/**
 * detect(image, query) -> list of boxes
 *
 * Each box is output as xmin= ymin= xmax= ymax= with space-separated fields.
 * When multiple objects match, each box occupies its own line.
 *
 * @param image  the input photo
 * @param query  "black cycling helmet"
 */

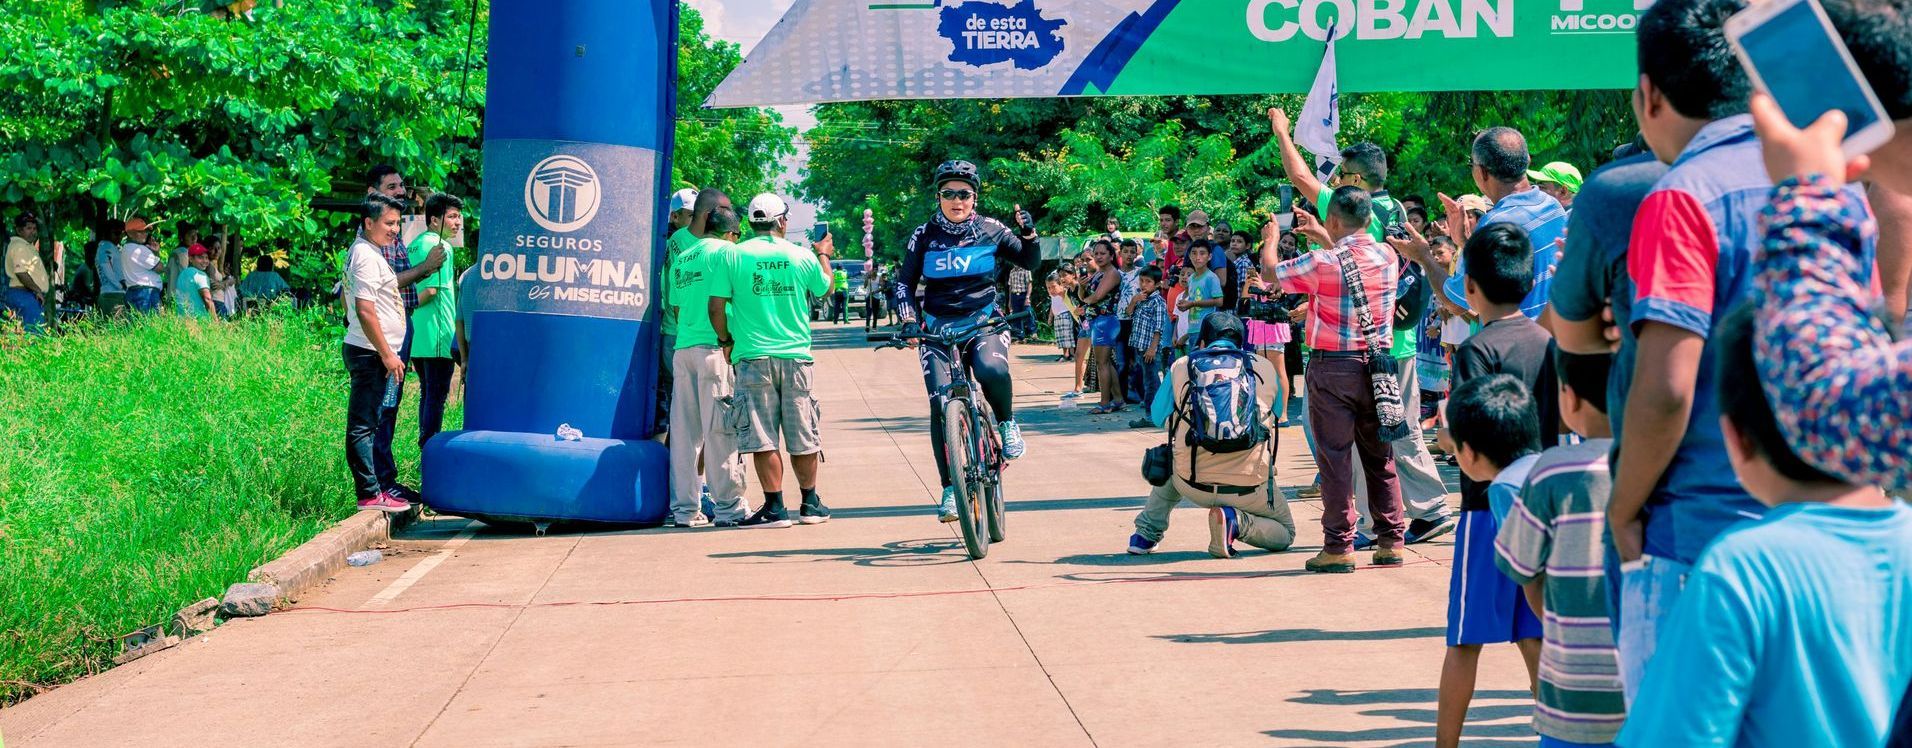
xmin=931 ymin=160 xmax=980 ymax=191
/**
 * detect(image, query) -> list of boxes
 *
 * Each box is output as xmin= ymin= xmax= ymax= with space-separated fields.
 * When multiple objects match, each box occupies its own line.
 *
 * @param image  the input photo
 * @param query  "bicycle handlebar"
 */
xmin=868 ymin=310 xmax=1032 ymax=349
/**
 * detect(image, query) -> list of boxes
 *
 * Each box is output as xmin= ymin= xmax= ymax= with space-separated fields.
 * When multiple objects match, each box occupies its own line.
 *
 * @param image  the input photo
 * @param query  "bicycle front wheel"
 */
xmin=942 ymin=398 xmax=989 ymax=559
xmin=972 ymin=399 xmax=1007 ymax=543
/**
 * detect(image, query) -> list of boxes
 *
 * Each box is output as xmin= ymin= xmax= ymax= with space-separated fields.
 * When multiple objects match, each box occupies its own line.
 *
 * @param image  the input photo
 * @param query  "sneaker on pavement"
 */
xmin=1406 ymin=514 xmax=1457 ymax=544
xmin=1372 ymin=544 xmax=1405 ymax=566
xmin=1207 ymin=506 xmax=1242 ymax=559
xmin=937 ymin=486 xmax=959 ymax=523
xmin=799 ymin=497 xmax=832 ymax=525
xmin=1296 ymin=483 xmax=1323 ymax=499
xmin=1128 ymin=417 xmax=1155 ymax=429
xmin=1127 ymin=533 xmax=1159 ymax=555
xmin=1304 ymin=551 xmax=1357 ymax=574
xmin=1352 ymin=532 xmax=1376 ymax=551
xmin=390 ymin=484 xmax=422 ymax=503
xmin=998 ymin=419 xmax=1026 ymax=460
xmin=358 ymin=490 xmax=411 ymax=514
xmin=739 ymin=505 xmax=793 ymax=529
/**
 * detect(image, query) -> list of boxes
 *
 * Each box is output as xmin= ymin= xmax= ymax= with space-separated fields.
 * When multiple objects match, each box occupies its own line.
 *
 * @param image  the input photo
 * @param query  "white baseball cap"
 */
xmin=747 ymin=193 xmax=789 ymax=223
xmin=668 ymin=188 xmax=698 ymax=213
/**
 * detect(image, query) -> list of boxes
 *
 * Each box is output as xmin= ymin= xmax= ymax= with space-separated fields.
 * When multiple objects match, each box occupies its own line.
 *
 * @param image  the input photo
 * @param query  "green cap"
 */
xmin=1527 ymin=162 xmax=1584 ymax=193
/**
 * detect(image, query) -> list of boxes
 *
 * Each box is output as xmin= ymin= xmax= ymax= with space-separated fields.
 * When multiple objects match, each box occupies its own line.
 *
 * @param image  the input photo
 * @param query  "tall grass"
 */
xmin=0 ymin=308 xmax=450 ymax=704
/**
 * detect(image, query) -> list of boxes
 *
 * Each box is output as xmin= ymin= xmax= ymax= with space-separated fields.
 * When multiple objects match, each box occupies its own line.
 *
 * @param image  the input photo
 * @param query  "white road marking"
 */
xmin=364 ymin=522 xmax=478 ymax=609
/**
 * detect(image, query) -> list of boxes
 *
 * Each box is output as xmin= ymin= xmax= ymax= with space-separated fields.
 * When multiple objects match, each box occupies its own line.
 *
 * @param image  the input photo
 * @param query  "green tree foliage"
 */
xmin=0 ymin=1 xmax=791 ymax=289
xmin=801 ymin=91 xmax=1636 ymax=257
xmin=0 ymin=0 xmax=489 ymax=284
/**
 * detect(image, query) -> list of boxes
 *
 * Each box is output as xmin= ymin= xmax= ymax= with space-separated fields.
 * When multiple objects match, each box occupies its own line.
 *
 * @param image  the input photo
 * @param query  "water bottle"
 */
xmin=381 ymin=375 xmax=401 ymax=409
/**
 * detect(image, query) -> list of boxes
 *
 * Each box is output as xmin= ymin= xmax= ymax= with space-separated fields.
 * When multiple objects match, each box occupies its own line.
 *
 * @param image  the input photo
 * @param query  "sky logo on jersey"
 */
xmin=939 ymin=0 xmax=1068 ymax=71
xmin=925 ymin=243 xmax=998 ymax=279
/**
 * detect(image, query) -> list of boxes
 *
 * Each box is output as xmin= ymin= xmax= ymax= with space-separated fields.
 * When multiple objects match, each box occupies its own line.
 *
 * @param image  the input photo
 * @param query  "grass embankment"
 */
xmin=0 ymin=309 xmax=450 ymax=704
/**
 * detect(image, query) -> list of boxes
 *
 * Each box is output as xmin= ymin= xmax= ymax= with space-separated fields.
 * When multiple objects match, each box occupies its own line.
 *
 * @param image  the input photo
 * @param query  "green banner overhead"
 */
xmin=708 ymin=0 xmax=1648 ymax=107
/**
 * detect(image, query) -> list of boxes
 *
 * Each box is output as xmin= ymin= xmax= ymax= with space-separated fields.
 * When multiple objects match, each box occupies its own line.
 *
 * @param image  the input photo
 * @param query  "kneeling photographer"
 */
xmin=1128 ymin=312 xmax=1296 ymax=559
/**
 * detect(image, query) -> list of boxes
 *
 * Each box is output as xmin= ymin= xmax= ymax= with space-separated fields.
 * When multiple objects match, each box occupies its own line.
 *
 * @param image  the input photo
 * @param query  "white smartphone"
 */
xmin=1726 ymin=0 xmax=1895 ymax=158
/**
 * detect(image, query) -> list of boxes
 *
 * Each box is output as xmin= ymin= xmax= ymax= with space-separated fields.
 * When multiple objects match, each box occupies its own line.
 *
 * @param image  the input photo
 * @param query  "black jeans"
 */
xmin=370 ymin=328 xmax=413 ymax=490
xmin=343 ymin=344 xmax=390 ymax=499
xmin=920 ymin=325 xmax=1015 ymax=488
xmin=1118 ymin=318 xmax=1143 ymax=402
xmin=414 ymin=356 xmax=455 ymax=448
xmin=1008 ymin=294 xmax=1032 ymax=338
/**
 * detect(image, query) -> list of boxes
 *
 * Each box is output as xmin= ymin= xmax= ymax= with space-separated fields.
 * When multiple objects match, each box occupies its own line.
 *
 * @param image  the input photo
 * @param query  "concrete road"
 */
xmin=2 ymin=322 xmax=1536 ymax=747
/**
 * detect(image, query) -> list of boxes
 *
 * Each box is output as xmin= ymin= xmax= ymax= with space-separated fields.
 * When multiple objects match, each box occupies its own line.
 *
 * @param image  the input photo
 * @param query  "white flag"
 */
xmin=1295 ymin=37 xmax=1341 ymax=179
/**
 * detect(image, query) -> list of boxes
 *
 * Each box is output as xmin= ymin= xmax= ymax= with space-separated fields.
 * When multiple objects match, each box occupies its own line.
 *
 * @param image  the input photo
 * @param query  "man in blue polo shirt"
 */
xmin=1439 ymin=127 xmax=1570 ymax=320
xmin=1600 ymin=0 xmax=1878 ymax=702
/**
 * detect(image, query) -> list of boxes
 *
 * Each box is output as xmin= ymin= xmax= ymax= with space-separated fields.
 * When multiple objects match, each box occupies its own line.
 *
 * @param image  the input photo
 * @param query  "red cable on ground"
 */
xmin=280 ymin=558 xmax=1440 ymax=616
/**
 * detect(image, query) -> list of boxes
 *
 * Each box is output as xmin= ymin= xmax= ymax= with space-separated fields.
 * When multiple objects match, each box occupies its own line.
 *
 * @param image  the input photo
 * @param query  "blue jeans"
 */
xmin=1132 ymin=347 xmax=1161 ymax=406
xmin=3 ymin=288 xmax=44 ymax=333
xmin=1616 ymin=553 xmax=1691 ymax=706
xmin=125 ymin=285 xmax=162 ymax=313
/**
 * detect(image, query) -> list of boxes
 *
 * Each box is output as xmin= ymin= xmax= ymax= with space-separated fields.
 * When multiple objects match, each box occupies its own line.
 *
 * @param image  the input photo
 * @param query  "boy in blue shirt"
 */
xmin=1619 ymin=307 xmax=1912 ymax=746
xmin=1441 ymin=373 xmax=1544 ymax=748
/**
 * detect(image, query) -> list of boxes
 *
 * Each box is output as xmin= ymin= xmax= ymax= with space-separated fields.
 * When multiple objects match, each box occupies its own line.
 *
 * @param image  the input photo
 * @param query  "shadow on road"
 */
xmin=1287 ymin=688 xmax=1531 ymax=706
xmin=810 ymin=320 xmax=893 ymax=351
xmin=706 ymin=537 xmax=970 ymax=567
xmin=831 ymin=409 xmax=1149 ymax=440
xmin=1153 ymin=626 xmax=1447 ymax=645
xmin=1268 ymin=687 xmax=1537 ymax=747
xmin=1049 ymin=568 xmax=1319 ymax=583
xmin=830 ymin=495 xmax=1146 ymax=521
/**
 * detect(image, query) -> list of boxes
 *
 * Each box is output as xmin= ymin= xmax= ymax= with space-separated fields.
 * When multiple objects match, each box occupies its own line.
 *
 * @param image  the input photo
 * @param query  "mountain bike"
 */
xmin=870 ymin=310 xmax=1029 ymax=559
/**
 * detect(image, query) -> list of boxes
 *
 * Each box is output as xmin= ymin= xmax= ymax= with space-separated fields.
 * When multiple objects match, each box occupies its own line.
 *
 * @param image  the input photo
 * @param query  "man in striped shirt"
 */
xmin=1495 ymin=348 xmax=1625 ymax=746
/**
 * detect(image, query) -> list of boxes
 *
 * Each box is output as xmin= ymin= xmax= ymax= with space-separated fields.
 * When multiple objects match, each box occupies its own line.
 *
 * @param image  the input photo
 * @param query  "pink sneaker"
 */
xmin=357 ymin=490 xmax=412 ymax=514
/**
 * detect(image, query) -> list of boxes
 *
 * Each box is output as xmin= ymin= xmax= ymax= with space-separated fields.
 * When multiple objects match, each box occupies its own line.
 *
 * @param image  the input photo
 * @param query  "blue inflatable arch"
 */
xmin=424 ymin=0 xmax=679 ymax=525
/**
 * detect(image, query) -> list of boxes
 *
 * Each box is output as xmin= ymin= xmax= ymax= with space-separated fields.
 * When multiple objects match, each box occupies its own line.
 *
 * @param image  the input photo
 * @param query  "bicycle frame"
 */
xmin=874 ymin=311 xmax=1029 ymax=474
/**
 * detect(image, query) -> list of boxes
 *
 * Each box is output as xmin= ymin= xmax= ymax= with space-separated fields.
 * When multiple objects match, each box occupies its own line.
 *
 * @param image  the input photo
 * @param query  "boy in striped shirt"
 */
xmin=1495 ymin=348 xmax=1625 ymax=747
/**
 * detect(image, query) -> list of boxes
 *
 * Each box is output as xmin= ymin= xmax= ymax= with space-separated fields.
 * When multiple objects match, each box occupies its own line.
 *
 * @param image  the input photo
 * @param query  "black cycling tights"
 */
xmin=921 ymin=329 xmax=1014 ymax=489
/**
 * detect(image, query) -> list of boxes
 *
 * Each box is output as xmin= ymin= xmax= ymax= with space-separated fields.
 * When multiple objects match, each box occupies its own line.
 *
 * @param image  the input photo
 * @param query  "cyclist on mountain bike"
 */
xmin=892 ymin=159 xmax=1044 ymax=523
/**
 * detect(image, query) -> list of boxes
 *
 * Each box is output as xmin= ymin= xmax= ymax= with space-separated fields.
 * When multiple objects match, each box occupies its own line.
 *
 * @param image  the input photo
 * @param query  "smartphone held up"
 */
xmin=1726 ymin=0 xmax=1894 ymax=158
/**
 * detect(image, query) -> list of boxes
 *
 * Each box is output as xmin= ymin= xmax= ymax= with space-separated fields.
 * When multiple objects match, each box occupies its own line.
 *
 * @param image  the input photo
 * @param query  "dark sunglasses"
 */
xmin=938 ymin=189 xmax=976 ymax=201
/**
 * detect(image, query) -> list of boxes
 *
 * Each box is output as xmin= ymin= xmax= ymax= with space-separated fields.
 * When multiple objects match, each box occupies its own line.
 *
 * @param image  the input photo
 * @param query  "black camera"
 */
xmin=1241 ymin=293 xmax=1299 ymax=324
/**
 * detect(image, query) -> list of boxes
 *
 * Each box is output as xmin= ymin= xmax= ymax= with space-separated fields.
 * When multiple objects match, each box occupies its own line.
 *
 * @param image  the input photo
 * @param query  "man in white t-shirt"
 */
xmin=344 ymin=194 xmax=446 ymax=513
xmin=119 ymin=217 xmax=164 ymax=313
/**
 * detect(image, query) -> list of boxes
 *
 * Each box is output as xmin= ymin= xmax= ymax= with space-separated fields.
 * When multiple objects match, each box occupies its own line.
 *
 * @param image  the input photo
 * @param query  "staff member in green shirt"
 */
xmin=666 ymin=191 xmax=752 ymax=528
xmin=408 ymin=193 xmax=463 ymax=448
xmin=658 ymin=188 xmax=701 ymax=356
xmin=710 ymin=193 xmax=834 ymax=529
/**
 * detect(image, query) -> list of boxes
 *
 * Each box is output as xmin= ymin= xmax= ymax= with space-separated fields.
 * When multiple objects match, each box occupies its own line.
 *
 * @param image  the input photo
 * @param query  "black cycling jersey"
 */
xmin=892 ymin=212 xmax=1042 ymax=323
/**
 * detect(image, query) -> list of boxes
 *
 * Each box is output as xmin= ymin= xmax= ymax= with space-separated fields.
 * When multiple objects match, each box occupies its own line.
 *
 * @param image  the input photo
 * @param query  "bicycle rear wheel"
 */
xmin=942 ymin=398 xmax=989 ymax=559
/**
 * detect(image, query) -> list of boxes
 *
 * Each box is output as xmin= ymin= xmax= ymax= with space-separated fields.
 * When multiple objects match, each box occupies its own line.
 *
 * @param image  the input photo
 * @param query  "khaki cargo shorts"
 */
xmin=729 ymin=357 xmax=823 ymax=455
